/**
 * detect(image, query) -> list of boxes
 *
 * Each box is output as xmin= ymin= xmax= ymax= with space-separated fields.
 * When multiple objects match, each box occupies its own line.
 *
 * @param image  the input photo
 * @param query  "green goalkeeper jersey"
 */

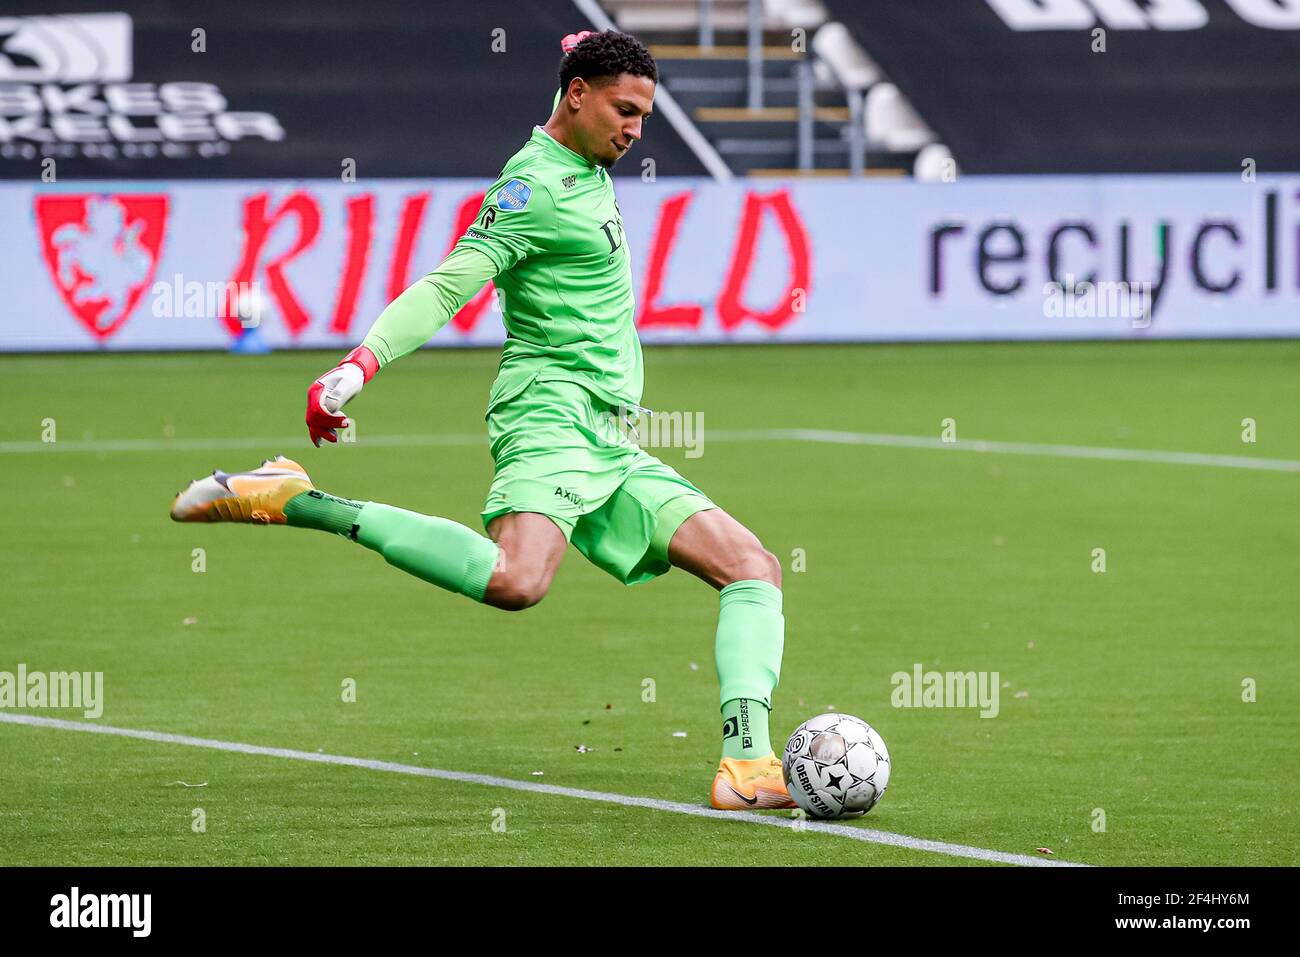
xmin=460 ymin=126 xmax=642 ymax=412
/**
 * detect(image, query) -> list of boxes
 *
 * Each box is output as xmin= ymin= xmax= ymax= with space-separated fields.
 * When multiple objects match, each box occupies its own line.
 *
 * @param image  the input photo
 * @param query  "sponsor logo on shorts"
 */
xmin=553 ymin=486 xmax=582 ymax=507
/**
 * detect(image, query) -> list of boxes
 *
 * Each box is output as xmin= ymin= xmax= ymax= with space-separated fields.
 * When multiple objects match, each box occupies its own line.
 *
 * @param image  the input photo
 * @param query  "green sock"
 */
xmin=284 ymin=489 xmax=365 ymax=536
xmin=715 ymin=579 xmax=784 ymax=760
xmin=352 ymin=502 xmax=498 ymax=602
xmin=721 ymin=697 xmax=772 ymax=760
xmin=284 ymin=492 xmax=498 ymax=602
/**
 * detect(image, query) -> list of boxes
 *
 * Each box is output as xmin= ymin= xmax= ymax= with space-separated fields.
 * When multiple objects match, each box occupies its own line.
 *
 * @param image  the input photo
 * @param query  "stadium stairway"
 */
xmin=602 ymin=0 xmax=921 ymax=177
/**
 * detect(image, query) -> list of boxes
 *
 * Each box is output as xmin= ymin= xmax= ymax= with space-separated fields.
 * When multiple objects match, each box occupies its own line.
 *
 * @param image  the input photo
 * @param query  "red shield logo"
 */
xmin=35 ymin=194 xmax=169 ymax=341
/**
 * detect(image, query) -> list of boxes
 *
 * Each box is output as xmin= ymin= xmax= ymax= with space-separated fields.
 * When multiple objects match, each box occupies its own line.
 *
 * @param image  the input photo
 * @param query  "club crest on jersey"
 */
xmin=496 ymin=179 xmax=532 ymax=211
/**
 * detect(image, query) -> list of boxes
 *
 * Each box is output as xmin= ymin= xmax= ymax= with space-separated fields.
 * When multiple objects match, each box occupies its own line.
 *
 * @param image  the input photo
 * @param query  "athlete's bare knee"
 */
xmin=487 ymin=589 xmax=545 ymax=611
xmin=720 ymin=546 xmax=782 ymax=589
xmin=743 ymin=548 xmax=780 ymax=587
xmin=483 ymin=568 xmax=550 ymax=611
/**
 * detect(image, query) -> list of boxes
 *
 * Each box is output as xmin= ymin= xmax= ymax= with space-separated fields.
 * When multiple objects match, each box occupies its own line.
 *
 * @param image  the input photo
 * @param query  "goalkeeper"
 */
xmin=170 ymin=30 xmax=792 ymax=811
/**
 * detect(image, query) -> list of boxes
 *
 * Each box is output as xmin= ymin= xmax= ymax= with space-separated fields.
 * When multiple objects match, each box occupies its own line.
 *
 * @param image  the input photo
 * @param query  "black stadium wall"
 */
xmin=820 ymin=0 xmax=1300 ymax=174
xmin=0 ymin=0 xmax=708 ymax=180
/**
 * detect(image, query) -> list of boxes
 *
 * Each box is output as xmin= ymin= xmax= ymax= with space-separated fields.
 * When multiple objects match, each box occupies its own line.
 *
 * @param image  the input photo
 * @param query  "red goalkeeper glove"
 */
xmin=305 ymin=345 xmax=379 ymax=447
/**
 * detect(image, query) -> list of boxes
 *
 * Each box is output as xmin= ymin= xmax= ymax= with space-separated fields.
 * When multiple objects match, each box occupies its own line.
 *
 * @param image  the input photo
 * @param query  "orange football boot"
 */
xmin=170 ymin=455 xmax=313 ymax=525
xmin=711 ymin=753 xmax=798 ymax=810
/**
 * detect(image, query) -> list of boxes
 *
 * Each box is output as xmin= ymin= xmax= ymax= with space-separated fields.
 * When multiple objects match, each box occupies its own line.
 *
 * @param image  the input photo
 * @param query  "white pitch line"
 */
xmin=712 ymin=429 xmax=1300 ymax=473
xmin=0 ymin=712 xmax=1085 ymax=867
xmin=0 ymin=434 xmax=488 ymax=454
xmin=3 ymin=428 xmax=1297 ymax=473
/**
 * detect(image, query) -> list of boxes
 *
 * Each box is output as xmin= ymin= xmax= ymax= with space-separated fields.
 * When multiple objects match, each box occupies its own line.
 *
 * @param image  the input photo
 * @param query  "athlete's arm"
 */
xmin=304 ymin=245 xmax=498 ymax=445
xmin=305 ymin=169 xmax=557 ymax=445
xmin=362 ymin=245 xmax=498 ymax=365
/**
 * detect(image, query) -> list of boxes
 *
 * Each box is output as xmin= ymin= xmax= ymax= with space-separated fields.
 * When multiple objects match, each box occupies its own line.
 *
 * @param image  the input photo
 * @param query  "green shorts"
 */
xmin=481 ymin=375 xmax=716 ymax=585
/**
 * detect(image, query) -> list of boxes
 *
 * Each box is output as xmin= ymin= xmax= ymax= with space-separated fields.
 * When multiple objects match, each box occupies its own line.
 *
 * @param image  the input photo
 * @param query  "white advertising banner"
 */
xmin=1 ymin=173 xmax=1296 ymax=351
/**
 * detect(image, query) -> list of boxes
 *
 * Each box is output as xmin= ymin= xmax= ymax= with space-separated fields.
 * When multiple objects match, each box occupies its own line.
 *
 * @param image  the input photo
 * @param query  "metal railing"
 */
xmin=796 ymin=57 xmax=813 ymax=170
xmin=747 ymin=0 xmax=763 ymax=110
xmin=692 ymin=0 xmax=869 ymax=175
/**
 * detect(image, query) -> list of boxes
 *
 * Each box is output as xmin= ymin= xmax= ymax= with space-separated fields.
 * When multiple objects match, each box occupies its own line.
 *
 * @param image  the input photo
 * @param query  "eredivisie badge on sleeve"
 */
xmin=496 ymin=179 xmax=532 ymax=211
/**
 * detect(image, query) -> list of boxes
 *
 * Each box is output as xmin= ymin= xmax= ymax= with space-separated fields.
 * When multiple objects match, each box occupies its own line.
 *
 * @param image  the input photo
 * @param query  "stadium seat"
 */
xmin=765 ymin=0 xmax=831 ymax=30
xmin=913 ymin=142 xmax=957 ymax=181
xmin=810 ymin=21 xmax=882 ymax=91
xmin=611 ymin=1 xmax=752 ymax=33
xmin=865 ymin=82 xmax=936 ymax=152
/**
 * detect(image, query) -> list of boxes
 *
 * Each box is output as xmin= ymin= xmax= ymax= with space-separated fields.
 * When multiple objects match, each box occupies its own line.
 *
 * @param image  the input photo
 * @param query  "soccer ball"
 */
xmin=783 ymin=713 xmax=891 ymax=819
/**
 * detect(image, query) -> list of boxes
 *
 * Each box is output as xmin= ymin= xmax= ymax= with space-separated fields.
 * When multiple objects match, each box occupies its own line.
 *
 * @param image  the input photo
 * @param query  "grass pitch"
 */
xmin=1 ymin=341 xmax=1296 ymax=866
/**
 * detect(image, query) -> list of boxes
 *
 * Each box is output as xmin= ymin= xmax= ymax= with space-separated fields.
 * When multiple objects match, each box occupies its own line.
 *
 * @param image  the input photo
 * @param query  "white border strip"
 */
xmin=570 ymin=0 xmax=735 ymax=182
xmin=0 ymin=712 xmax=1086 ymax=867
xmin=3 ymin=428 xmax=1296 ymax=472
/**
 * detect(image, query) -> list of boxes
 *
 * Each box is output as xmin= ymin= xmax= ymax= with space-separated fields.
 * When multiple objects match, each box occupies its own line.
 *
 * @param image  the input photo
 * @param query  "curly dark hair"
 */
xmin=559 ymin=30 xmax=658 ymax=93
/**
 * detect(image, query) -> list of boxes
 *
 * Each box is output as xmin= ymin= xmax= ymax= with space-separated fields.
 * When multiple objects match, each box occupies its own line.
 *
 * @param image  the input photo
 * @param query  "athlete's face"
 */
xmin=574 ymin=73 xmax=655 ymax=169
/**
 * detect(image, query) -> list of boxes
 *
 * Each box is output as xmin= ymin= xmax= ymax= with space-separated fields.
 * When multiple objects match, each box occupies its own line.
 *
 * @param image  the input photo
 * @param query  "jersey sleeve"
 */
xmin=360 ymin=244 xmax=498 ymax=367
xmin=455 ymin=175 xmax=557 ymax=274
